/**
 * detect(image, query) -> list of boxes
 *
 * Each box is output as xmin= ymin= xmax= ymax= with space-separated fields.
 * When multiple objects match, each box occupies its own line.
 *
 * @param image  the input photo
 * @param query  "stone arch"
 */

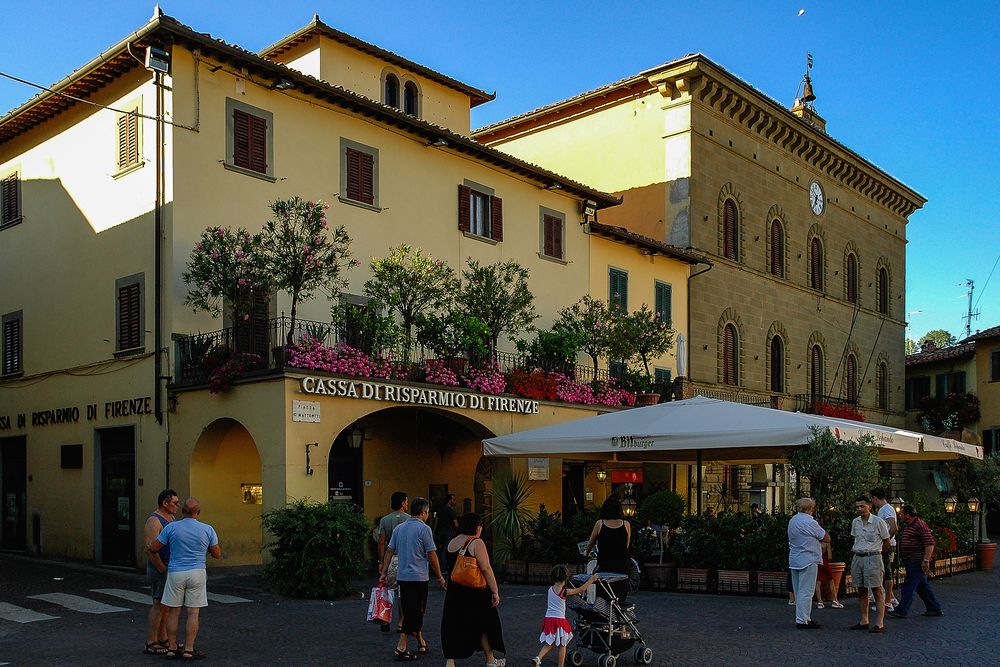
xmin=807 ymin=331 xmax=827 ymax=397
xmin=190 ymin=418 xmax=263 ymax=566
xmin=874 ymin=351 xmax=891 ymax=410
xmin=838 ymin=340 xmax=861 ymax=402
xmin=717 ymin=308 xmax=744 ymax=386
xmin=401 ymin=78 xmax=422 ymax=117
xmin=876 ymin=256 xmax=892 ymax=317
xmin=806 ymin=223 xmax=827 ymax=292
xmin=765 ymin=321 xmax=790 ymax=394
xmin=765 ymin=204 xmax=789 ymax=280
xmin=380 ymin=67 xmax=402 ymax=108
xmin=717 ymin=183 xmax=745 ymax=263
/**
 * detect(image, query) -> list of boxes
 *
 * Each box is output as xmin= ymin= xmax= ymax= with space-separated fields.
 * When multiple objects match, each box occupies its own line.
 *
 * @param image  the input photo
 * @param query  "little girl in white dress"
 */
xmin=531 ymin=565 xmax=597 ymax=666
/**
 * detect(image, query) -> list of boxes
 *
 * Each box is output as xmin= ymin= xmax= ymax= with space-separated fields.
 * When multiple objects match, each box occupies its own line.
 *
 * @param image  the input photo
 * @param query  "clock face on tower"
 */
xmin=809 ymin=181 xmax=825 ymax=216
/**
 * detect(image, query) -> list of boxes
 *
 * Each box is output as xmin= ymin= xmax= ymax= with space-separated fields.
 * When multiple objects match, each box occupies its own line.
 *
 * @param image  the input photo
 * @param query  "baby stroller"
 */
xmin=565 ymin=572 xmax=653 ymax=667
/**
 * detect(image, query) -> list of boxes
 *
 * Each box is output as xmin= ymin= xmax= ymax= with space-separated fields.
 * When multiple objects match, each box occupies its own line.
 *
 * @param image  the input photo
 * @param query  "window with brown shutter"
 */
xmin=810 ymin=345 xmax=824 ymax=398
xmin=877 ymin=362 xmax=888 ymax=409
xmin=846 ymin=354 xmax=858 ymax=403
xmin=810 ymin=237 xmax=824 ymax=290
xmin=117 ymin=110 xmax=140 ymax=171
xmin=770 ymin=220 xmax=784 ymax=277
xmin=770 ymin=336 xmax=784 ymax=393
xmin=1 ymin=172 xmax=20 ymax=226
xmin=490 ymin=196 xmax=503 ymax=242
xmin=458 ymin=185 xmax=472 ymax=233
xmin=723 ymin=323 xmax=738 ymax=385
xmin=542 ymin=214 xmax=563 ymax=258
xmin=2 ymin=312 xmax=22 ymax=376
xmin=117 ymin=283 xmax=141 ymax=350
xmin=459 ymin=183 xmax=500 ymax=241
xmin=847 ymin=253 xmax=859 ymax=304
xmin=877 ymin=267 xmax=890 ymax=315
xmin=345 ymin=147 xmax=375 ymax=205
xmin=723 ymin=199 xmax=738 ymax=261
xmin=234 ymin=290 xmax=271 ymax=356
xmin=232 ymin=108 xmax=268 ymax=174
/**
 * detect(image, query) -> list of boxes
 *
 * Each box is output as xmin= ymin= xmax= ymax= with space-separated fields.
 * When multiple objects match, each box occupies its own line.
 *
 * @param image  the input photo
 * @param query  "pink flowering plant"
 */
xmin=208 ymin=353 xmax=265 ymax=393
xmin=423 ymin=359 xmax=461 ymax=387
xmin=286 ymin=335 xmax=406 ymax=379
xmin=260 ymin=197 xmax=357 ymax=347
xmin=463 ymin=363 xmax=507 ymax=395
xmin=183 ymin=226 xmax=270 ymax=319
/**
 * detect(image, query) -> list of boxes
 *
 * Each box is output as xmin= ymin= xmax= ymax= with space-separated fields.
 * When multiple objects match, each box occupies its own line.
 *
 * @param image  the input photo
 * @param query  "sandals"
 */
xmin=831 ymin=600 xmax=845 ymax=608
xmin=869 ymin=625 xmax=886 ymax=634
xmin=816 ymin=602 xmax=825 ymax=609
xmin=143 ymin=642 xmax=167 ymax=655
xmin=417 ymin=642 xmax=429 ymax=655
xmin=849 ymin=623 xmax=869 ymax=630
xmin=393 ymin=649 xmax=417 ymax=662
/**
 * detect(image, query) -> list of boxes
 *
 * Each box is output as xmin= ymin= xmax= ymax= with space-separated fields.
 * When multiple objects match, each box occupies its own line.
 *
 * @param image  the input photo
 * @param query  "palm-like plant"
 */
xmin=489 ymin=471 xmax=533 ymax=560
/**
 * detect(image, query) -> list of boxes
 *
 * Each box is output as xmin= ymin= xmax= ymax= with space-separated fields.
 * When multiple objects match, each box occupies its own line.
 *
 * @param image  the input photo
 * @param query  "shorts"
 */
xmin=398 ymin=580 xmax=429 ymax=635
xmin=147 ymin=561 xmax=168 ymax=601
xmin=161 ymin=569 xmax=209 ymax=608
xmin=881 ymin=550 xmax=895 ymax=577
xmin=851 ymin=554 xmax=884 ymax=589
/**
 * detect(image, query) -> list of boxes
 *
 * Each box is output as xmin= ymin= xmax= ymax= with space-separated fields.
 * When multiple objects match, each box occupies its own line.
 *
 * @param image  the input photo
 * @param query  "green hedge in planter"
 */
xmin=521 ymin=504 xmax=579 ymax=564
xmin=261 ymin=499 xmax=368 ymax=599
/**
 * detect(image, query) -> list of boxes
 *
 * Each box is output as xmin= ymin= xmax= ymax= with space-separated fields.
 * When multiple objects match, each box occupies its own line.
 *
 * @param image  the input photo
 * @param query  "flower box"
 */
xmin=716 ymin=569 xmax=751 ymax=594
xmin=503 ymin=559 xmax=527 ymax=584
xmin=754 ymin=570 xmax=788 ymax=595
xmin=676 ymin=567 xmax=712 ymax=592
xmin=643 ymin=563 xmax=676 ymax=591
xmin=527 ymin=562 xmax=552 ymax=585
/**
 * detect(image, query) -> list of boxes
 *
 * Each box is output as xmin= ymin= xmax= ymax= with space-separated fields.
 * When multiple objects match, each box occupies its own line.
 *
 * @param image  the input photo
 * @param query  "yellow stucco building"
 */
xmin=0 ymin=13 xmax=701 ymax=566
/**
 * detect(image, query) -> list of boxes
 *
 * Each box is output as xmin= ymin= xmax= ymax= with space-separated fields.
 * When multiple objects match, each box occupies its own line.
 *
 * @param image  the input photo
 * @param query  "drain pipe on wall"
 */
xmin=687 ymin=258 xmax=712 ymax=516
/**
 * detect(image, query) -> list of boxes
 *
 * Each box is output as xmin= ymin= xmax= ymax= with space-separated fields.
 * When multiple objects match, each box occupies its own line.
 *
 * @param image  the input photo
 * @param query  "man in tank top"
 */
xmin=142 ymin=489 xmax=178 ymax=655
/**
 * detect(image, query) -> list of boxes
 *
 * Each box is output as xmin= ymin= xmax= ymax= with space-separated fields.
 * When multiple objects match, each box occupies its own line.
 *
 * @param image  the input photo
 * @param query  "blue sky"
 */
xmin=2 ymin=1 xmax=998 ymax=341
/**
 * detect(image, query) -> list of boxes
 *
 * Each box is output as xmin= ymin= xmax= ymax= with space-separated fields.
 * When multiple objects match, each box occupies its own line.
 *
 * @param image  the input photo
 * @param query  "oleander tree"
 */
xmin=258 ymin=197 xmax=356 ymax=346
xmin=364 ymin=244 xmax=457 ymax=360
xmin=612 ymin=304 xmax=675 ymax=381
xmin=182 ymin=226 xmax=270 ymax=320
xmin=457 ymin=259 xmax=538 ymax=359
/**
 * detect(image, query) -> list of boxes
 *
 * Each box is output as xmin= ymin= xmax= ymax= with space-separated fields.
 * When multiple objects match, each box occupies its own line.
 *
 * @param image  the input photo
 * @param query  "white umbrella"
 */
xmin=676 ymin=333 xmax=687 ymax=378
xmin=482 ymin=395 xmax=921 ymax=463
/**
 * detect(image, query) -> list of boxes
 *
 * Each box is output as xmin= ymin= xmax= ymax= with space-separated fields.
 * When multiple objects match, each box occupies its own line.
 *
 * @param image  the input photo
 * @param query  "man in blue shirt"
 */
xmin=787 ymin=497 xmax=830 ymax=629
xmin=380 ymin=497 xmax=446 ymax=661
xmin=150 ymin=497 xmax=222 ymax=660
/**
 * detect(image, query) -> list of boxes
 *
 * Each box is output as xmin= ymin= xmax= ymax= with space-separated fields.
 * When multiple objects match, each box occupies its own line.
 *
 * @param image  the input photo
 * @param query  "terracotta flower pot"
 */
xmin=828 ymin=561 xmax=846 ymax=596
xmin=976 ymin=542 xmax=997 ymax=571
xmin=635 ymin=392 xmax=660 ymax=407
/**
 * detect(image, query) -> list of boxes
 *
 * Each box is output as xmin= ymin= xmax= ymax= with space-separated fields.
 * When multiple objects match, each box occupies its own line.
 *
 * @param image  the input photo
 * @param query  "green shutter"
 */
xmin=655 ymin=282 xmax=672 ymax=325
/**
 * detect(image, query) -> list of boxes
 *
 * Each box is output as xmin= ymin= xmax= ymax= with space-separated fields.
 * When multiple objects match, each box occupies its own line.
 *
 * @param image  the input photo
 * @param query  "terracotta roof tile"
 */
xmin=905 ymin=341 xmax=975 ymax=367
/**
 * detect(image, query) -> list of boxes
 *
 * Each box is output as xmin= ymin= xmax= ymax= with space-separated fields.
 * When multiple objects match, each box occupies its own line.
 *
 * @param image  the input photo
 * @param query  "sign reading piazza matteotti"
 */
xmin=299 ymin=376 xmax=540 ymax=415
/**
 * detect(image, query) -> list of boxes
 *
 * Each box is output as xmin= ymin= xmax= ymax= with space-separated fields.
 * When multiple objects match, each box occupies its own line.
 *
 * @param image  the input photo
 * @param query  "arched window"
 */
xmin=723 ymin=199 xmax=738 ymax=261
xmin=384 ymin=74 xmax=400 ymax=108
xmin=770 ymin=220 xmax=784 ymax=277
xmin=846 ymin=354 xmax=858 ymax=403
xmin=403 ymin=81 xmax=419 ymax=116
xmin=878 ymin=266 xmax=890 ymax=315
xmin=810 ymin=345 xmax=824 ymax=399
xmin=810 ymin=237 xmax=824 ymax=291
xmin=723 ymin=323 xmax=739 ymax=386
xmin=876 ymin=361 xmax=888 ymax=409
xmin=770 ymin=336 xmax=784 ymax=393
xmin=846 ymin=252 xmax=859 ymax=304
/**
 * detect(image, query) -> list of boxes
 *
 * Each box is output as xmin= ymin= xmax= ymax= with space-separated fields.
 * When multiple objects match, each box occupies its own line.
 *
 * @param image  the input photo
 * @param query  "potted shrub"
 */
xmin=746 ymin=512 xmax=790 ymax=595
xmin=714 ymin=512 xmax=752 ymax=594
xmin=520 ymin=505 xmax=578 ymax=583
xmin=607 ymin=304 xmax=674 ymax=406
xmin=415 ymin=309 xmax=489 ymax=372
xmin=670 ymin=514 xmax=720 ymax=592
xmin=489 ymin=472 xmax=533 ymax=584
xmin=947 ymin=452 xmax=1000 ymax=571
xmin=638 ymin=490 xmax=685 ymax=590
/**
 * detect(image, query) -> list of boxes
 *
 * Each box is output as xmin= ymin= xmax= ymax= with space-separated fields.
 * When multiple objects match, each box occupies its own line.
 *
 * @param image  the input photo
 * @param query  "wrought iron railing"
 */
xmin=173 ymin=316 xmax=623 ymax=388
xmin=793 ymin=393 xmax=862 ymax=415
xmin=692 ymin=386 xmax=778 ymax=408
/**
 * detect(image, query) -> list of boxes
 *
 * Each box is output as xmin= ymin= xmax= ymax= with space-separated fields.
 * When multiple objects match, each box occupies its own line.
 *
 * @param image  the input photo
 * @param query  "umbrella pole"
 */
xmin=696 ymin=449 xmax=703 ymax=515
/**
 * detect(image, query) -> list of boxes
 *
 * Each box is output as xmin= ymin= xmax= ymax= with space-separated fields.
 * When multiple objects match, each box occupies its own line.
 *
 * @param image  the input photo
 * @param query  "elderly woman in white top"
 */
xmin=787 ymin=497 xmax=830 ymax=629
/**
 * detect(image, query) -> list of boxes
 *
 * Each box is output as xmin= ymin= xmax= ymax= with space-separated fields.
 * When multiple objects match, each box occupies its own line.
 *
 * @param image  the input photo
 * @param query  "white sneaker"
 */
xmin=890 ymin=597 xmax=899 ymax=607
xmin=887 ymin=603 xmax=895 ymax=612
xmin=788 ymin=599 xmax=796 ymax=606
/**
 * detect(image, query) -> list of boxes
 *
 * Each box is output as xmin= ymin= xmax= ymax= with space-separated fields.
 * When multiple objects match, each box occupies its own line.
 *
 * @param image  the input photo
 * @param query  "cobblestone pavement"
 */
xmin=2 ymin=554 xmax=997 ymax=666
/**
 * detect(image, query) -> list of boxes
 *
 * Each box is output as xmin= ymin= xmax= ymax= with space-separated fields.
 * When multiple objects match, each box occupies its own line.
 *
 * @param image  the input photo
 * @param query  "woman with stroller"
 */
xmin=440 ymin=513 xmax=506 ymax=667
xmin=583 ymin=497 xmax=632 ymax=600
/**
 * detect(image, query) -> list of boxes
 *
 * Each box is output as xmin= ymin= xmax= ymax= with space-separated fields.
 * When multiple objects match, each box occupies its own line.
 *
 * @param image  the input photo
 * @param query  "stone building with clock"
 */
xmin=476 ymin=54 xmax=926 ymax=427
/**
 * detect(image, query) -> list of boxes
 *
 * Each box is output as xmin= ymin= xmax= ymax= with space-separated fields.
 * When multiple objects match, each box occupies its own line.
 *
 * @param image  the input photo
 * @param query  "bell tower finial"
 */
xmin=791 ymin=53 xmax=826 ymax=132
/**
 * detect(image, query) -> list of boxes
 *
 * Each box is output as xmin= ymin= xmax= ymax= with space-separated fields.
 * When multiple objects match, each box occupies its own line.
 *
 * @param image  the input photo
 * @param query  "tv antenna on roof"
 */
xmin=962 ymin=278 xmax=980 ymax=339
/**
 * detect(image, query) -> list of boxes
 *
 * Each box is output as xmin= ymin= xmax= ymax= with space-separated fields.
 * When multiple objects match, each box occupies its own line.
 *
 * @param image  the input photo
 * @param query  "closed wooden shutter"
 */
xmin=810 ymin=237 xmax=823 ymax=290
xmin=543 ymin=214 xmax=562 ymax=258
xmin=770 ymin=220 xmax=783 ymax=277
xmin=248 ymin=114 xmax=268 ymax=174
xmin=233 ymin=109 xmax=268 ymax=174
xmin=345 ymin=148 xmax=374 ymax=205
xmin=655 ymin=282 xmax=672 ymax=324
xmin=609 ymin=269 xmax=627 ymax=312
xmin=877 ymin=363 xmax=888 ymax=409
xmin=1 ymin=173 xmax=19 ymax=224
xmin=878 ymin=268 xmax=889 ymax=314
xmin=810 ymin=346 xmax=823 ymax=398
xmin=2 ymin=317 xmax=20 ymax=375
xmin=846 ymin=354 xmax=857 ymax=403
xmin=117 ymin=111 xmax=139 ymax=170
xmin=359 ymin=151 xmax=374 ymax=205
xmin=234 ymin=291 xmax=270 ymax=356
xmin=723 ymin=324 xmax=737 ymax=385
xmin=117 ymin=283 xmax=141 ymax=350
xmin=490 ymin=196 xmax=503 ymax=241
xmin=723 ymin=200 xmax=738 ymax=260
xmin=847 ymin=254 xmax=858 ymax=303
xmin=458 ymin=185 xmax=471 ymax=232
xmin=770 ymin=336 xmax=784 ymax=393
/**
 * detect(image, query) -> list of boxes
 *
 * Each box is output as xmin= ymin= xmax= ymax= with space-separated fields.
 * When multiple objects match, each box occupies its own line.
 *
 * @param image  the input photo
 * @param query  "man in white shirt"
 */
xmin=787 ymin=497 xmax=830 ymax=629
xmin=870 ymin=488 xmax=899 ymax=611
xmin=849 ymin=496 xmax=890 ymax=634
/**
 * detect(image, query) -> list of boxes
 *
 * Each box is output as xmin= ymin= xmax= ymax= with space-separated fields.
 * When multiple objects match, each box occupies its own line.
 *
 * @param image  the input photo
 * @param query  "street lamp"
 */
xmin=596 ymin=468 xmax=608 ymax=483
xmin=622 ymin=497 xmax=637 ymax=518
xmin=967 ymin=497 xmax=981 ymax=513
xmin=943 ymin=496 xmax=958 ymax=514
xmin=890 ymin=496 xmax=905 ymax=515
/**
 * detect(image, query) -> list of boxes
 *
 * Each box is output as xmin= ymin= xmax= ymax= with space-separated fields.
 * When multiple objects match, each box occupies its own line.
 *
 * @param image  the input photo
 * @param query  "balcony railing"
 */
xmin=173 ymin=316 xmax=625 ymax=389
xmin=793 ymin=394 xmax=865 ymax=419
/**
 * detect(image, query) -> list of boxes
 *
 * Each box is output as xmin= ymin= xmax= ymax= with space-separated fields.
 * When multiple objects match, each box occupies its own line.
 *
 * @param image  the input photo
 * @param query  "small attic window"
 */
xmin=403 ymin=81 xmax=419 ymax=117
xmin=384 ymin=73 xmax=400 ymax=109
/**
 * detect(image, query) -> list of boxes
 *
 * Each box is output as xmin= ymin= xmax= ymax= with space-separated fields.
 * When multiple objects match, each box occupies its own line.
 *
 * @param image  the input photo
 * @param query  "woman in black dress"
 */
xmin=584 ymin=497 xmax=632 ymax=600
xmin=441 ymin=513 xmax=506 ymax=667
